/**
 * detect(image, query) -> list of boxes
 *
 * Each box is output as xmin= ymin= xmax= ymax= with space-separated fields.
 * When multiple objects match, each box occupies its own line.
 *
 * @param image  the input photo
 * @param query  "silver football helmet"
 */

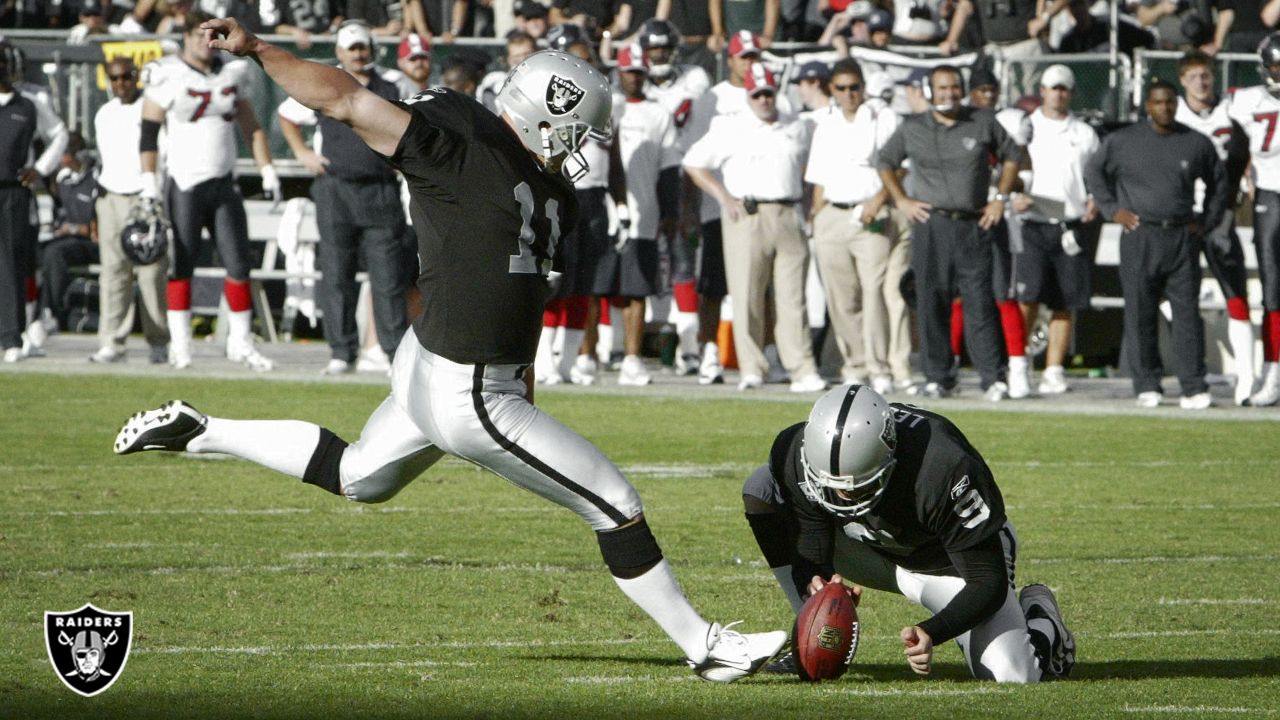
xmin=120 ymin=199 xmax=170 ymax=266
xmin=799 ymin=384 xmax=897 ymax=519
xmin=1260 ymin=32 xmax=1280 ymax=97
xmin=498 ymin=49 xmax=612 ymax=182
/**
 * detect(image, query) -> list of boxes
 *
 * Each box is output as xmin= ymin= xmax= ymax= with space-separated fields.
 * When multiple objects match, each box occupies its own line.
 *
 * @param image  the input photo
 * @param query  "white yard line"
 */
xmin=1156 ymin=598 xmax=1267 ymax=606
xmin=1121 ymin=706 xmax=1270 ymax=715
xmin=135 ymin=637 xmax=652 ymax=656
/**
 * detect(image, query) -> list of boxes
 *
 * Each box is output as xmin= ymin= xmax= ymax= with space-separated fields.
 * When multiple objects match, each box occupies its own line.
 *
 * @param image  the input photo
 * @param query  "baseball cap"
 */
xmin=514 ymin=0 xmax=549 ymax=19
xmin=867 ymin=8 xmax=892 ymax=33
xmin=1040 ymin=64 xmax=1076 ymax=90
xmin=728 ymin=30 xmax=762 ymax=58
xmin=969 ymin=65 xmax=998 ymax=89
xmin=616 ymin=44 xmax=649 ymax=73
xmin=744 ymin=64 xmax=778 ymax=96
xmin=336 ymin=21 xmax=373 ymax=49
xmin=398 ymin=33 xmax=431 ymax=60
xmin=796 ymin=60 xmax=830 ymax=82
xmin=905 ymin=66 xmax=930 ymax=89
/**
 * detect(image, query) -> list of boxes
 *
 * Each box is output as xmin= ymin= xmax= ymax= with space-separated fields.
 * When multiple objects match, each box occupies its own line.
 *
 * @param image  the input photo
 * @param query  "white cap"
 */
xmin=336 ymin=22 xmax=373 ymax=50
xmin=1040 ymin=64 xmax=1075 ymax=90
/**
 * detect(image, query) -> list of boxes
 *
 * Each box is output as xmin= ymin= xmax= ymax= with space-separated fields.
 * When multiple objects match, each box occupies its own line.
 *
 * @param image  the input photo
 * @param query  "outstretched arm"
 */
xmin=202 ymin=17 xmax=410 ymax=158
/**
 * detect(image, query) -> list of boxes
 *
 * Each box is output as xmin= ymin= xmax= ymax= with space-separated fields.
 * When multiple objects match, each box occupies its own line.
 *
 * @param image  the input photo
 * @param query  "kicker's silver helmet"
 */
xmin=498 ymin=49 xmax=612 ymax=181
xmin=799 ymin=384 xmax=897 ymax=519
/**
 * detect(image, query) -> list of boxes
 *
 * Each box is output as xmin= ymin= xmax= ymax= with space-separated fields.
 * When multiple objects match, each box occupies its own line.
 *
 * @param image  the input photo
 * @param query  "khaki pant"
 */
xmin=96 ymin=192 xmax=169 ymax=352
xmin=721 ymin=203 xmax=816 ymax=379
xmin=814 ymin=204 xmax=913 ymax=383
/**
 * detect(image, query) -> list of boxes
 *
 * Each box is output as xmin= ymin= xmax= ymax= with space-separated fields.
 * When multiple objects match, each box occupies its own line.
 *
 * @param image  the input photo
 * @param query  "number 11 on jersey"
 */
xmin=510 ymin=182 xmax=560 ymax=276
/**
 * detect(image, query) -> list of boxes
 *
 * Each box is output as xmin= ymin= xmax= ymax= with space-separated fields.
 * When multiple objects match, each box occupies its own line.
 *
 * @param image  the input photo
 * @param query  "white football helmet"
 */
xmin=799 ymin=384 xmax=897 ymax=519
xmin=498 ymin=49 xmax=612 ymax=182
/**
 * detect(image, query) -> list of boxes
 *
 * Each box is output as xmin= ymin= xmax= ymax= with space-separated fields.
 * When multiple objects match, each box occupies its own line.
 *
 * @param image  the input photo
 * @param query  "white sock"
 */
xmin=25 ymin=300 xmax=36 ymax=326
xmin=188 ymin=417 xmax=321 ymax=478
xmin=1009 ymin=355 xmax=1028 ymax=372
xmin=1228 ymin=318 xmax=1255 ymax=399
xmin=597 ymin=321 xmax=614 ymax=363
xmin=167 ymin=310 xmax=192 ymax=346
xmin=556 ymin=328 xmax=585 ymax=378
xmin=675 ymin=312 xmax=699 ymax=357
xmin=772 ymin=565 xmax=805 ymax=614
xmin=609 ymin=311 xmax=624 ymax=354
xmin=611 ymin=559 xmax=713 ymax=662
xmin=227 ymin=309 xmax=253 ymax=345
xmin=534 ymin=326 xmax=557 ymax=380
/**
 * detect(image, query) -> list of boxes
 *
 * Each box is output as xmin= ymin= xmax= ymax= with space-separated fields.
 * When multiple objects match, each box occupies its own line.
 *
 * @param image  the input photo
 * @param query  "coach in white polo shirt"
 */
xmin=684 ymin=64 xmax=824 ymax=393
xmin=92 ymin=56 xmax=169 ymax=365
xmin=806 ymin=58 xmax=907 ymax=394
xmin=1012 ymin=64 xmax=1099 ymax=396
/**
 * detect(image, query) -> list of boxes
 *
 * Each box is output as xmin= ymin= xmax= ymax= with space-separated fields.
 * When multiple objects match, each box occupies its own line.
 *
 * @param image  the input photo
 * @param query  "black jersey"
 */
xmin=770 ymin=403 xmax=1007 ymax=579
xmin=387 ymin=88 xmax=578 ymax=365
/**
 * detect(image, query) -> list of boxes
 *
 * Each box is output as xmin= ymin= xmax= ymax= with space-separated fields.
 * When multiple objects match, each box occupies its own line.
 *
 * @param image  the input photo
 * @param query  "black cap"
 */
xmin=796 ymin=60 xmax=831 ymax=82
xmin=969 ymin=65 xmax=998 ymax=89
xmin=514 ymin=0 xmax=548 ymax=19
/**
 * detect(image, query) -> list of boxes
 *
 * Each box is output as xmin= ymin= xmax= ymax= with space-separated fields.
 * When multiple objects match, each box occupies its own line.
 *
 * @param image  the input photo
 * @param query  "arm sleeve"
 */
xmin=1084 ymin=135 xmax=1119 ymax=220
xmin=1201 ymin=143 xmax=1229 ymax=230
xmin=30 ymin=93 xmax=69 ymax=177
xmin=916 ymin=533 xmax=1009 ymax=644
xmin=876 ymin=121 xmax=908 ymax=171
xmin=991 ymin=116 xmax=1024 ymax=165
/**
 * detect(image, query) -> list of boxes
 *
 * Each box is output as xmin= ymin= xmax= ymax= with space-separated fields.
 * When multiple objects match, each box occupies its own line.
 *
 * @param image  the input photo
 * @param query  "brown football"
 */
xmin=793 ymin=581 xmax=859 ymax=682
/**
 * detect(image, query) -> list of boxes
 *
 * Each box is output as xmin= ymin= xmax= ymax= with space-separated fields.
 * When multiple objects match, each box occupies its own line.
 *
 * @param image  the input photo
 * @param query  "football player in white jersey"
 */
xmin=1177 ymin=51 xmax=1257 ymax=405
xmin=1228 ymin=33 xmax=1280 ymax=406
xmin=140 ymin=10 xmax=280 ymax=372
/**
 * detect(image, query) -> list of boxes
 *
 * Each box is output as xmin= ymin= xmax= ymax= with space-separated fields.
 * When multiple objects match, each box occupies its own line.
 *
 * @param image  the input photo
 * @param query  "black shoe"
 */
xmin=114 ymin=400 xmax=208 ymax=455
xmin=1020 ymin=583 xmax=1075 ymax=678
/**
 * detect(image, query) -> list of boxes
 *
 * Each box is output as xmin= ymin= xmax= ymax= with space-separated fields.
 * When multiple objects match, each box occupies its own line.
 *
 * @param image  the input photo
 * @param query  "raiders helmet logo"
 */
xmin=45 ymin=603 xmax=133 ymax=697
xmin=546 ymin=75 xmax=585 ymax=116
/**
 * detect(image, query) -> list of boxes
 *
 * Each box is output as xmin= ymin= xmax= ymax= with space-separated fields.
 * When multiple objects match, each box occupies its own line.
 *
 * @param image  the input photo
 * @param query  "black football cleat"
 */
xmin=114 ymin=400 xmax=208 ymax=455
xmin=1020 ymin=583 xmax=1076 ymax=679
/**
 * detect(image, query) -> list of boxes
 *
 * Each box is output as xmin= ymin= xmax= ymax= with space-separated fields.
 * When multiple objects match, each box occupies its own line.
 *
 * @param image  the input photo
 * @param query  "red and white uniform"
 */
xmin=614 ymin=95 xmax=681 ymax=239
xmin=143 ymin=55 xmax=252 ymax=191
xmin=644 ymin=64 xmax=711 ymax=152
xmin=1228 ymin=85 xmax=1280 ymax=193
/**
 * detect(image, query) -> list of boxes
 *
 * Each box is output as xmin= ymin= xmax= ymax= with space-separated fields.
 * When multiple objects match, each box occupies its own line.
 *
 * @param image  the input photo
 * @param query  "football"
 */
xmin=792 ymin=581 xmax=859 ymax=682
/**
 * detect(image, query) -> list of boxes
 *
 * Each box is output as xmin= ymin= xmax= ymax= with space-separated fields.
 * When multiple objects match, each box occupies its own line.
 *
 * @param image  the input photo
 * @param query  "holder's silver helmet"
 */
xmin=498 ymin=49 xmax=612 ymax=181
xmin=799 ymin=384 xmax=897 ymax=519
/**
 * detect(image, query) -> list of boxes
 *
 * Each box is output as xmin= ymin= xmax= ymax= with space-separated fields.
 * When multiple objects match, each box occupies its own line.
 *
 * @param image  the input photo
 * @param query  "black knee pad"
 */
xmin=302 ymin=427 xmax=348 ymax=496
xmin=745 ymin=512 xmax=795 ymax=569
xmin=596 ymin=518 xmax=663 ymax=580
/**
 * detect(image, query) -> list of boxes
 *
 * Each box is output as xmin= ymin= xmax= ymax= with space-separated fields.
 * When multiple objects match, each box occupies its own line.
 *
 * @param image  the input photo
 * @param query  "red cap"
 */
xmin=616 ymin=43 xmax=649 ymax=73
xmin=728 ymin=30 xmax=762 ymax=58
xmin=398 ymin=34 xmax=432 ymax=60
xmin=744 ymin=64 xmax=777 ymax=95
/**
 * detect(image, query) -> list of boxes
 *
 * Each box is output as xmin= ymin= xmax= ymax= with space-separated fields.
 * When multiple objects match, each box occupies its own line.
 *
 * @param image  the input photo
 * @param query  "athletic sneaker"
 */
xmin=699 ymin=343 xmax=724 ymax=385
xmin=323 ymin=359 xmax=354 ymax=375
xmin=227 ymin=338 xmax=274 ymax=372
xmin=1179 ymin=392 xmax=1212 ymax=410
xmin=90 ymin=347 xmax=126 ymax=364
xmin=688 ymin=622 xmax=788 ymax=683
xmin=618 ymin=355 xmax=652 ymax=386
xmin=1251 ymin=363 xmax=1280 ymax=407
xmin=983 ymin=381 xmax=1010 ymax=402
xmin=1135 ymin=391 xmax=1161 ymax=408
xmin=1007 ymin=361 xmax=1031 ymax=399
xmin=569 ymin=354 xmax=597 ymax=386
xmin=114 ymin=400 xmax=208 ymax=455
xmin=737 ymin=373 xmax=763 ymax=391
xmin=1019 ymin=584 xmax=1075 ymax=679
xmin=909 ymin=382 xmax=951 ymax=399
xmin=674 ymin=353 xmax=700 ymax=376
xmin=1038 ymin=366 xmax=1069 ymax=395
xmin=3 ymin=347 xmax=22 ymax=363
xmin=355 ymin=346 xmax=391 ymax=373
xmin=871 ymin=375 xmax=894 ymax=395
xmin=790 ymin=373 xmax=827 ymax=393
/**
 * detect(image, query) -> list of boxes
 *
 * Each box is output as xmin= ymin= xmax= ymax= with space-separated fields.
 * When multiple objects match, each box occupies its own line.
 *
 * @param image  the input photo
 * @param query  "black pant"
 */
xmin=312 ymin=176 xmax=409 ymax=362
xmin=166 ymin=174 xmax=252 ymax=281
xmin=1202 ymin=207 xmax=1247 ymax=300
xmin=1253 ymin=190 xmax=1280 ymax=311
xmin=39 ymin=236 xmax=99 ymax=329
xmin=0 ymin=186 xmax=33 ymax=349
xmin=1118 ymin=224 xmax=1206 ymax=396
xmin=912 ymin=214 xmax=1004 ymax=389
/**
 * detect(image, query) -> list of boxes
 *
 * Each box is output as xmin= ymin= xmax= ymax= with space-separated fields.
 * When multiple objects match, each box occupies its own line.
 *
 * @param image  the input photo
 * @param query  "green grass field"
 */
xmin=2 ymin=373 xmax=1279 ymax=719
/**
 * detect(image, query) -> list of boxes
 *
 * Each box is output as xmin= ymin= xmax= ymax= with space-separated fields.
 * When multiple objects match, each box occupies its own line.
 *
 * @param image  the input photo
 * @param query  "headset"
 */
xmin=921 ymin=64 xmax=965 ymax=102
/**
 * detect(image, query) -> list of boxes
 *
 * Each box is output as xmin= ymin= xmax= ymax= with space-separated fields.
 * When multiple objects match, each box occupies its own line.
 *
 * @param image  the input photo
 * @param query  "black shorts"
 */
xmin=591 ymin=236 xmax=659 ymax=298
xmin=1016 ymin=220 xmax=1093 ymax=311
xmin=696 ymin=219 xmax=727 ymax=298
xmin=165 ymin=174 xmax=251 ymax=281
xmin=561 ymin=187 xmax=609 ymax=298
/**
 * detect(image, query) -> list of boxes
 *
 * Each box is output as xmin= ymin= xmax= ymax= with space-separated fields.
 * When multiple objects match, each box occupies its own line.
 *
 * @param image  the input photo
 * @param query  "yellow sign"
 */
xmin=96 ymin=40 xmax=168 ymax=90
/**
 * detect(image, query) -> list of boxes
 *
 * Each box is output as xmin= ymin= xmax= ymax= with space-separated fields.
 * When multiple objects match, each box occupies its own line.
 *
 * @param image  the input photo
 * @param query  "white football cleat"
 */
xmin=3 ymin=347 xmax=22 ymax=363
xmin=227 ymin=338 xmax=274 ymax=372
xmin=698 ymin=343 xmax=724 ymax=385
xmin=114 ymin=400 xmax=208 ymax=455
xmin=689 ymin=622 xmax=788 ymax=683
xmin=569 ymin=354 xmax=597 ymax=386
xmin=1135 ymin=391 xmax=1161 ymax=408
xmin=169 ymin=340 xmax=193 ymax=369
xmin=789 ymin=373 xmax=827 ymax=393
xmin=323 ymin=359 xmax=354 ymax=375
xmin=674 ymin=353 xmax=700 ymax=376
xmin=983 ymin=381 xmax=1009 ymax=402
xmin=1179 ymin=392 xmax=1212 ymax=410
xmin=1007 ymin=359 xmax=1031 ymax=399
xmin=90 ymin=346 xmax=126 ymax=364
xmin=1020 ymin=584 xmax=1075 ymax=679
xmin=618 ymin=355 xmax=652 ymax=386
xmin=1250 ymin=363 xmax=1280 ymax=407
xmin=737 ymin=373 xmax=763 ymax=391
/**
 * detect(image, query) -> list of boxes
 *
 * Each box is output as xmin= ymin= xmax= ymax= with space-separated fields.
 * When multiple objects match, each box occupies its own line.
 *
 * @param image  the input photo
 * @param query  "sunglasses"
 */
xmin=108 ymin=73 xmax=136 ymax=81
xmin=750 ymin=90 xmax=776 ymax=98
xmin=832 ymin=82 xmax=862 ymax=92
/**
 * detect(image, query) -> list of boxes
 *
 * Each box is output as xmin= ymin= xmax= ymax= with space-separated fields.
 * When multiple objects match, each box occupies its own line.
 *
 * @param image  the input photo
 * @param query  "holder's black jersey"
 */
xmin=770 ymin=403 xmax=1007 ymax=579
xmin=387 ymin=88 xmax=577 ymax=365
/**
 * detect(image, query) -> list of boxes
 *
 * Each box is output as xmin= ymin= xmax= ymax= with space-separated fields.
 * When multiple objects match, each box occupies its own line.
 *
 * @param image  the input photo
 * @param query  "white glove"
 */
xmin=614 ymin=203 xmax=633 ymax=253
xmin=139 ymin=171 xmax=159 ymax=201
xmin=1061 ymin=227 xmax=1081 ymax=256
xmin=260 ymin=164 xmax=281 ymax=200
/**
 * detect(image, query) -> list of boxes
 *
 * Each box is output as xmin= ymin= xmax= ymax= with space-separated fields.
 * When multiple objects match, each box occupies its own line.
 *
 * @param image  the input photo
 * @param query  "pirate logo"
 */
xmin=45 ymin=603 xmax=133 ymax=697
xmin=546 ymin=75 xmax=585 ymax=116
